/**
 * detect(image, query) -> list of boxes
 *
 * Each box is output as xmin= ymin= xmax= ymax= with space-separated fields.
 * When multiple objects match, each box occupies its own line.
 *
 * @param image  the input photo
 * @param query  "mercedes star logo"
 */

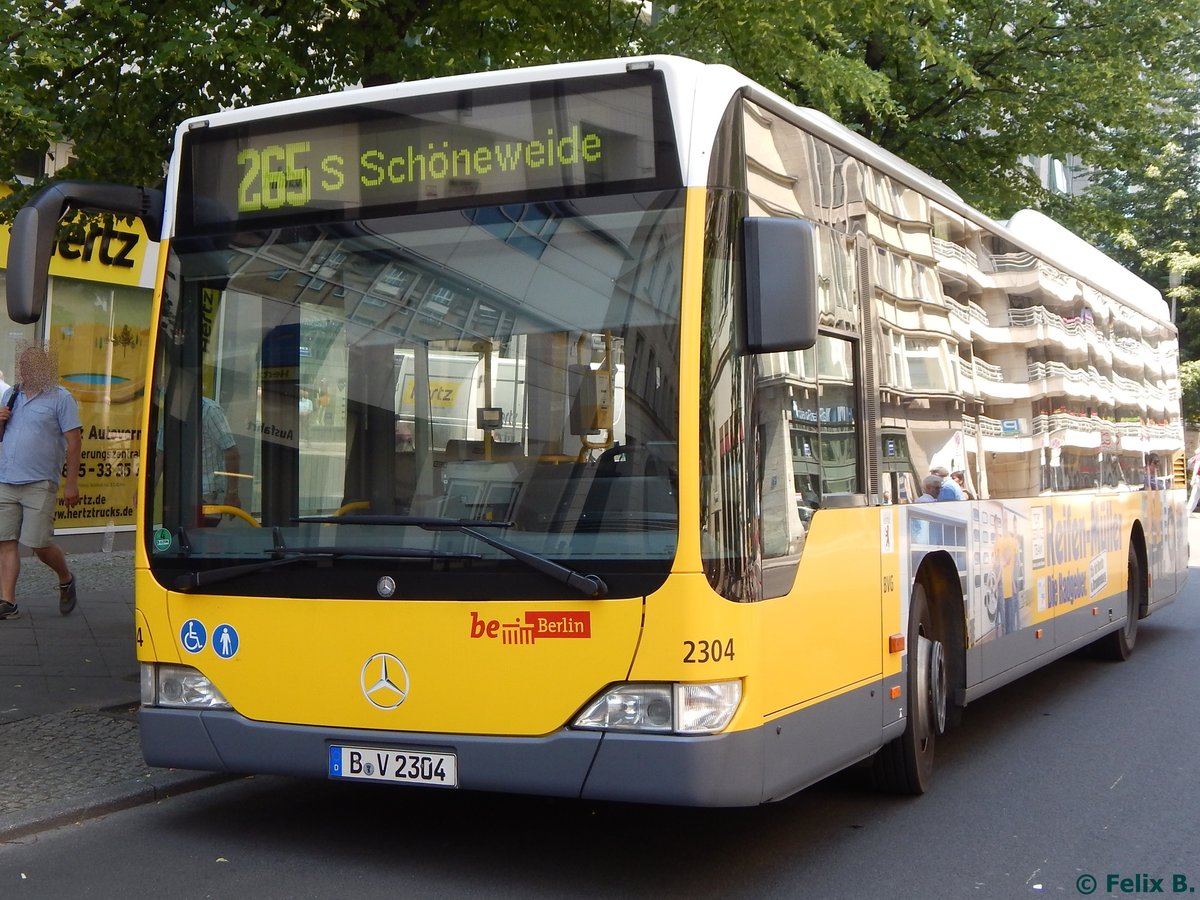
xmin=360 ymin=652 xmax=410 ymax=710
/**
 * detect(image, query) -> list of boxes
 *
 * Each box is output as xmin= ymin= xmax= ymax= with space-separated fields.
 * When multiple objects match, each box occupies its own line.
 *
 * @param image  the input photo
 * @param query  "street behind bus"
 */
xmin=2 ymin=520 xmax=1198 ymax=898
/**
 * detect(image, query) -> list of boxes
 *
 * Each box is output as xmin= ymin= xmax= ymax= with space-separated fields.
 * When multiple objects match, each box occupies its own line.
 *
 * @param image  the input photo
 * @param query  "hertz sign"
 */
xmin=0 ymin=187 xmax=157 ymax=289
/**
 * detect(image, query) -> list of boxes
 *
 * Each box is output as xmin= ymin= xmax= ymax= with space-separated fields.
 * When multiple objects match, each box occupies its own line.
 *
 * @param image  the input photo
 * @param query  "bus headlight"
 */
xmin=573 ymin=680 xmax=741 ymax=735
xmin=141 ymin=663 xmax=232 ymax=710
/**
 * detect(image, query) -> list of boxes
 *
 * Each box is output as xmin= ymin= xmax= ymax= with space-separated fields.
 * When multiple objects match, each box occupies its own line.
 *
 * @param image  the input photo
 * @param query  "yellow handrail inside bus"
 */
xmin=200 ymin=501 xmax=368 ymax=528
xmin=201 ymin=504 xmax=260 ymax=528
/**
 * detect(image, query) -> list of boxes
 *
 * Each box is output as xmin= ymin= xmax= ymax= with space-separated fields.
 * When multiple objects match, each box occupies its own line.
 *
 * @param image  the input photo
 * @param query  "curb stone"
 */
xmin=0 ymin=769 xmax=234 ymax=842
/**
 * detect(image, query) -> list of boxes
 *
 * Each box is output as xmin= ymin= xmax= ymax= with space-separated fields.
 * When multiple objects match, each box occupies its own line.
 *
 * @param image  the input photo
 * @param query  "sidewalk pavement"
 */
xmin=0 ymin=549 xmax=226 ymax=841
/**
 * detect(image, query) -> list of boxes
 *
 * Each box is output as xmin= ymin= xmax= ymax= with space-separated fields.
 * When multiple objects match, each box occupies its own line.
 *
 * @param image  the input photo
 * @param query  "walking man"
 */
xmin=0 ymin=345 xmax=82 ymax=619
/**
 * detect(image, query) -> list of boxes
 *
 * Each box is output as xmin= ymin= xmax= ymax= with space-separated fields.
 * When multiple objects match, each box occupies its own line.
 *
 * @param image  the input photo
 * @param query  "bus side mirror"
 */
xmin=6 ymin=182 xmax=164 ymax=324
xmin=741 ymin=217 xmax=818 ymax=353
xmin=6 ymin=195 xmax=60 ymax=325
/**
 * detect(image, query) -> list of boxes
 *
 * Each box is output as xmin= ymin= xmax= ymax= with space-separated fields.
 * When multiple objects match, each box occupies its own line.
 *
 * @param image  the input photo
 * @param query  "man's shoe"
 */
xmin=0 ymin=601 xmax=19 ymax=620
xmin=59 ymin=577 xmax=77 ymax=615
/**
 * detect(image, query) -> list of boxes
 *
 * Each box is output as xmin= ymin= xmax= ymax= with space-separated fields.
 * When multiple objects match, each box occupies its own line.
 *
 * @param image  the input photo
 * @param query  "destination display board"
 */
xmin=178 ymin=70 xmax=679 ymax=233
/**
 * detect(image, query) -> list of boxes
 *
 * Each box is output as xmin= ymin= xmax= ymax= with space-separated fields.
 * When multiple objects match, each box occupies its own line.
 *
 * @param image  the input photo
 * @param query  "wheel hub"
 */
xmin=916 ymin=634 xmax=947 ymax=736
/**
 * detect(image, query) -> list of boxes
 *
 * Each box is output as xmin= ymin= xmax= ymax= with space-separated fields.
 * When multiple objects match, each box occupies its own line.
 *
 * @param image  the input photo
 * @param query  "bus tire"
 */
xmin=1094 ymin=543 xmax=1142 ymax=662
xmin=874 ymin=582 xmax=945 ymax=794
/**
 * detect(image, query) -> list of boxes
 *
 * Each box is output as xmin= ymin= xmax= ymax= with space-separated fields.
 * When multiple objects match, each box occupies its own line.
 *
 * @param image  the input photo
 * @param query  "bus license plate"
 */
xmin=328 ymin=745 xmax=458 ymax=788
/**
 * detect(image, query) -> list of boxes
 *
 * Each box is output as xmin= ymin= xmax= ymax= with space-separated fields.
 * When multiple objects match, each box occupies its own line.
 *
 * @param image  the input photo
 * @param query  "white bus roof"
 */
xmin=171 ymin=55 xmax=1169 ymax=326
xmin=1001 ymin=209 xmax=1168 ymax=320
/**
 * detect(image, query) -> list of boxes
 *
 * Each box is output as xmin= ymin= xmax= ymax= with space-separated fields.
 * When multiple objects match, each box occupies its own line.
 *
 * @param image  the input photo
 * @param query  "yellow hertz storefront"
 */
xmin=0 ymin=190 xmax=158 ymax=551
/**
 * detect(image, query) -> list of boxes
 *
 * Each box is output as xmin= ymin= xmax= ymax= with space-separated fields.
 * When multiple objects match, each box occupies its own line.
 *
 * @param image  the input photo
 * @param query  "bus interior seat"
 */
xmin=577 ymin=444 xmax=677 ymax=532
xmin=512 ymin=461 xmax=591 ymax=532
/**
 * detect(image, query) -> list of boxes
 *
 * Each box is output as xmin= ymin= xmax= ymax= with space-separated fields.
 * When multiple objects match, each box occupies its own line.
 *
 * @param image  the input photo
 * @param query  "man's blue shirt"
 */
xmin=937 ymin=479 xmax=965 ymax=501
xmin=0 ymin=386 xmax=82 ymax=486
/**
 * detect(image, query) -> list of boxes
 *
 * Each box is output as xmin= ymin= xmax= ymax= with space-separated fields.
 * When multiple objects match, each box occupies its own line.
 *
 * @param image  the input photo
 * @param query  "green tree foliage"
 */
xmin=1179 ymin=360 xmax=1200 ymax=427
xmin=1068 ymin=85 xmax=1200 ymax=358
xmin=0 ymin=0 xmax=643 ymax=212
xmin=2 ymin=0 xmax=330 ymax=191
xmin=643 ymin=0 xmax=1200 ymax=218
xmin=3 ymin=0 xmax=1199 ymax=306
xmin=335 ymin=1 xmax=644 ymax=87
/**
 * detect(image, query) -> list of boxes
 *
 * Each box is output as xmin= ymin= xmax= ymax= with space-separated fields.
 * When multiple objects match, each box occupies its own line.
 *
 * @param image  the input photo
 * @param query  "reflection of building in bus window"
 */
xmin=201 ymin=397 xmax=241 ymax=508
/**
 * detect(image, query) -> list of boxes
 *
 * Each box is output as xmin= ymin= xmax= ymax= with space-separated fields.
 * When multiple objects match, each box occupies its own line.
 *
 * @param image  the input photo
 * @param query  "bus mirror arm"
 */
xmin=6 ymin=181 xmax=165 ymax=325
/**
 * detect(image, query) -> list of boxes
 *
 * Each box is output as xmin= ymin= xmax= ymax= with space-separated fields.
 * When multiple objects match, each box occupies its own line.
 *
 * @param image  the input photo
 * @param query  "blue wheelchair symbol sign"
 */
xmin=213 ymin=624 xmax=240 ymax=659
xmin=180 ymin=619 xmax=207 ymax=654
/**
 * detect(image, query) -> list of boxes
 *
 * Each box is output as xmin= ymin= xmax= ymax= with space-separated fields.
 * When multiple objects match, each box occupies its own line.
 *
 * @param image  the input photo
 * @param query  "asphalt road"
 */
xmin=2 ymin=567 xmax=1197 ymax=899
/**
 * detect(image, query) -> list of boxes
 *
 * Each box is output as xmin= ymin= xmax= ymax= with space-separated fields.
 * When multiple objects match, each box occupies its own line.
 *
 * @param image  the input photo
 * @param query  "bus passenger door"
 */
xmin=758 ymin=329 xmax=883 ymax=735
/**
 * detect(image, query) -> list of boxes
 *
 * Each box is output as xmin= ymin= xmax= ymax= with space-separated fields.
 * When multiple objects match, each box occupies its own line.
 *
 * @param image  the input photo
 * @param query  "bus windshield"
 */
xmin=149 ymin=192 xmax=683 ymax=600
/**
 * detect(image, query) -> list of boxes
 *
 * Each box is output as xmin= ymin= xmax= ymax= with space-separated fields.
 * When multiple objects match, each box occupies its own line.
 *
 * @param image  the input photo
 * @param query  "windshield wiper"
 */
xmin=173 ymin=545 xmax=480 ymax=592
xmin=297 ymin=514 xmax=609 ymax=598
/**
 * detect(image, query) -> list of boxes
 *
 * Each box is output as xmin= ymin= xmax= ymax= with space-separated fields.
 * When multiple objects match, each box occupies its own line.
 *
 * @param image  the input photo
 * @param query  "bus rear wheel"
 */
xmin=1094 ymin=544 xmax=1141 ymax=661
xmin=874 ymin=583 xmax=945 ymax=794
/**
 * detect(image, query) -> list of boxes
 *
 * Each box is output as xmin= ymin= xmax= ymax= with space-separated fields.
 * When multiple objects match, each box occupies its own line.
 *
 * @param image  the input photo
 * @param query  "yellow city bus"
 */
xmin=7 ymin=56 xmax=1188 ymax=805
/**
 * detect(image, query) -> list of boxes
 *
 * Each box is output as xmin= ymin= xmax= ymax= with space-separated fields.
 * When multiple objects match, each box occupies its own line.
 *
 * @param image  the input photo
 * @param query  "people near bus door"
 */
xmin=0 ymin=345 xmax=82 ymax=620
xmin=950 ymin=470 xmax=973 ymax=499
xmin=298 ymin=389 xmax=313 ymax=419
xmin=201 ymin=397 xmax=241 ymax=509
xmin=993 ymin=514 xmax=1020 ymax=635
xmin=1144 ymin=453 xmax=1163 ymax=490
xmin=930 ymin=466 xmax=964 ymax=501
xmin=916 ymin=474 xmax=942 ymax=503
xmin=395 ymin=420 xmax=414 ymax=452
xmin=317 ymin=378 xmax=332 ymax=424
